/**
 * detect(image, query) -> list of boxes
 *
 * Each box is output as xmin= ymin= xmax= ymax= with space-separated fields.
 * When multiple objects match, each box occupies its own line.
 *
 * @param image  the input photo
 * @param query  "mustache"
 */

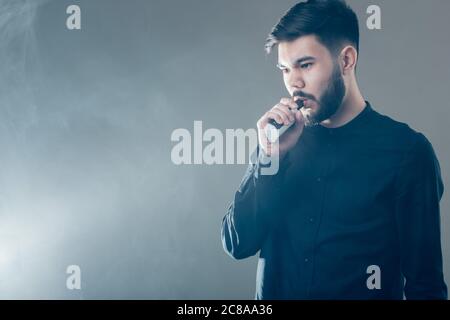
xmin=293 ymin=91 xmax=317 ymax=102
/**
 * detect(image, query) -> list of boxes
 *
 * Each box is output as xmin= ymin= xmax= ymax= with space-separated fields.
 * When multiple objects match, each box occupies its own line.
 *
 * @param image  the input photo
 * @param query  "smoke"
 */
xmin=0 ymin=0 xmax=200 ymax=299
xmin=0 ymin=0 xmax=49 ymax=138
xmin=0 ymin=0 xmax=52 ymax=298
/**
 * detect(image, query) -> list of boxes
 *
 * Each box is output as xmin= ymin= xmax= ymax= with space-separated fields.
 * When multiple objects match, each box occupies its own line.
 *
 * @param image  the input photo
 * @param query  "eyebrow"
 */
xmin=277 ymin=56 xmax=316 ymax=69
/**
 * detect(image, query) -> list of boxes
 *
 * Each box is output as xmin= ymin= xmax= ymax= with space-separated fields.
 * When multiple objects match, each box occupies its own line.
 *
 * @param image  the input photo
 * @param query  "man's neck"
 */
xmin=320 ymin=90 xmax=366 ymax=129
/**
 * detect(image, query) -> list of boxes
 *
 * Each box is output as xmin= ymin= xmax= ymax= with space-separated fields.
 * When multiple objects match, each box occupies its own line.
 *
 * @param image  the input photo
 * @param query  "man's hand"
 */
xmin=257 ymin=97 xmax=306 ymax=159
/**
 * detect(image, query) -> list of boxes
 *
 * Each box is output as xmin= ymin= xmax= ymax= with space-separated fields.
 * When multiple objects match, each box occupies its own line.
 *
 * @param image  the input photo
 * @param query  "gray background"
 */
xmin=0 ymin=0 xmax=449 ymax=299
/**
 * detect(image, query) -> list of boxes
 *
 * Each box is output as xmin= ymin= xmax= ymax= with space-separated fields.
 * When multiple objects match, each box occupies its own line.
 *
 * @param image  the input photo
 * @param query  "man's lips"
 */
xmin=303 ymin=100 xmax=314 ymax=109
xmin=294 ymin=97 xmax=314 ymax=109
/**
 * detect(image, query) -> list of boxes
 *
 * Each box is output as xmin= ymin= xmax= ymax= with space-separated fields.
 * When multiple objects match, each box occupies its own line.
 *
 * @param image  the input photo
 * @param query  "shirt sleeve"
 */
xmin=221 ymin=145 xmax=291 ymax=260
xmin=394 ymin=133 xmax=448 ymax=299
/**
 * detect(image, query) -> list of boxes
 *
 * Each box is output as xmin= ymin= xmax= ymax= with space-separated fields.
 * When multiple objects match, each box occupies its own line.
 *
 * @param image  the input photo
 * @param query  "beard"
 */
xmin=295 ymin=62 xmax=346 ymax=127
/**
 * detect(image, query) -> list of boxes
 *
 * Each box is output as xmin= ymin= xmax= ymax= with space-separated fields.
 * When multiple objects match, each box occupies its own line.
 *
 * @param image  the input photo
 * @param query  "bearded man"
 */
xmin=221 ymin=0 xmax=447 ymax=300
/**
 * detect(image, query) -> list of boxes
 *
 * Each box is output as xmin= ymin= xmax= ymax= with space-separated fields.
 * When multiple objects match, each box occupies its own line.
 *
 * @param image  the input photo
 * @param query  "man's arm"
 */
xmin=221 ymin=146 xmax=290 ymax=260
xmin=394 ymin=133 xmax=447 ymax=299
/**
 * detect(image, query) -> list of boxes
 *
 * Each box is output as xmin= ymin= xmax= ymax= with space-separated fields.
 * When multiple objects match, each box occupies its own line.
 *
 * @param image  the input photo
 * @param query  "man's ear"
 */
xmin=339 ymin=45 xmax=358 ymax=74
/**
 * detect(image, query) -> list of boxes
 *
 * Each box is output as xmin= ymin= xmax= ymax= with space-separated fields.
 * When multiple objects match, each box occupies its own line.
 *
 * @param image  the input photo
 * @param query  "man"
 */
xmin=221 ymin=0 xmax=447 ymax=300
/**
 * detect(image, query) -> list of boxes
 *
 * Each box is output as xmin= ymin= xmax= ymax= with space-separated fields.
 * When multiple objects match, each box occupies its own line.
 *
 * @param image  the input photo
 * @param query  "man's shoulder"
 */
xmin=369 ymin=108 xmax=429 ymax=150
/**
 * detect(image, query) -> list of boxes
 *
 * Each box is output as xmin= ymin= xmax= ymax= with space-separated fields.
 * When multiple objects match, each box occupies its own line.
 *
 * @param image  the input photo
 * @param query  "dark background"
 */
xmin=0 ymin=0 xmax=448 ymax=299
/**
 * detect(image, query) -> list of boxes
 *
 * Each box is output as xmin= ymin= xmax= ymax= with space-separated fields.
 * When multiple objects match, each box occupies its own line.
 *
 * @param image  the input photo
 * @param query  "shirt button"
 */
xmin=317 ymin=177 xmax=322 ymax=182
xmin=304 ymin=258 xmax=309 ymax=263
xmin=309 ymin=218 xmax=314 ymax=223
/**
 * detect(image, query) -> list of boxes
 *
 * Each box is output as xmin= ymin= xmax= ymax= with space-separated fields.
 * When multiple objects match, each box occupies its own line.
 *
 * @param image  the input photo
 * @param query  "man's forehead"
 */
xmin=277 ymin=35 xmax=328 ymax=65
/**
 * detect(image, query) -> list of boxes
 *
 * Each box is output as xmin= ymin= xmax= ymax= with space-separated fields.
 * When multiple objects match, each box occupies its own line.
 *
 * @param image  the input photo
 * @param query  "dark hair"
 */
xmin=265 ymin=0 xmax=359 ymax=57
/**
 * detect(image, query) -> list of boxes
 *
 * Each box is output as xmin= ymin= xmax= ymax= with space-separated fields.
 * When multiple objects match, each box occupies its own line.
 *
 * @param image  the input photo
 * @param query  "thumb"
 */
xmin=285 ymin=109 xmax=305 ymax=138
xmin=293 ymin=109 xmax=305 ymax=128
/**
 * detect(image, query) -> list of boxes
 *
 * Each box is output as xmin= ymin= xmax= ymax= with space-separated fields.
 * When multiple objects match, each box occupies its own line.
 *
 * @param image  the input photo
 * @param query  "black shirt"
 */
xmin=221 ymin=101 xmax=447 ymax=299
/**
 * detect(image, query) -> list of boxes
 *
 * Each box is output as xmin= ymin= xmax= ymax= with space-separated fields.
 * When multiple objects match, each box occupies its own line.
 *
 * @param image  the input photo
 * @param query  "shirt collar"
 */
xmin=310 ymin=100 xmax=373 ymax=136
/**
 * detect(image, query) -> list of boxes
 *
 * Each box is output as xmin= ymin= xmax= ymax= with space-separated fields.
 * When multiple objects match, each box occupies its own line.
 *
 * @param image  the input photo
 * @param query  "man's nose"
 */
xmin=287 ymin=70 xmax=305 ymax=90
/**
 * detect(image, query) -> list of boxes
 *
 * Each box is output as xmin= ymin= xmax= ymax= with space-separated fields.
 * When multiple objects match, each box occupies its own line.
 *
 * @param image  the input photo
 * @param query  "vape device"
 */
xmin=267 ymin=99 xmax=305 ymax=138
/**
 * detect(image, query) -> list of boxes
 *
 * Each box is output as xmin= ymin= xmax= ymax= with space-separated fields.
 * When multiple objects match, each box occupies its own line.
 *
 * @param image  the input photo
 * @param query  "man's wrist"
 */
xmin=254 ymin=146 xmax=290 ymax=178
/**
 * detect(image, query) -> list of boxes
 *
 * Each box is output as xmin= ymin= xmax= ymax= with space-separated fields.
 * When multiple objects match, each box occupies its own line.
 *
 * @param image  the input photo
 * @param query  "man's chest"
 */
xmin=281 ymin=133 xmax=405 ymax=225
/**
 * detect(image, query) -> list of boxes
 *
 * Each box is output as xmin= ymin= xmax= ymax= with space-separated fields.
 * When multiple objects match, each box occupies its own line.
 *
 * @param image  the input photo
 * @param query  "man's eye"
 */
xmin=281 ymin=68 xmax=289 ymax=74
xmin=301 ymin=63 xmax=313 ymax=69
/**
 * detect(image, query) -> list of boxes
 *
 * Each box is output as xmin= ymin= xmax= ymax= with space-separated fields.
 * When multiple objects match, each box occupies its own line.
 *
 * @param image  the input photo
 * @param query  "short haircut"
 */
xmin=265 ymin=0 xmax=359 ymax=57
